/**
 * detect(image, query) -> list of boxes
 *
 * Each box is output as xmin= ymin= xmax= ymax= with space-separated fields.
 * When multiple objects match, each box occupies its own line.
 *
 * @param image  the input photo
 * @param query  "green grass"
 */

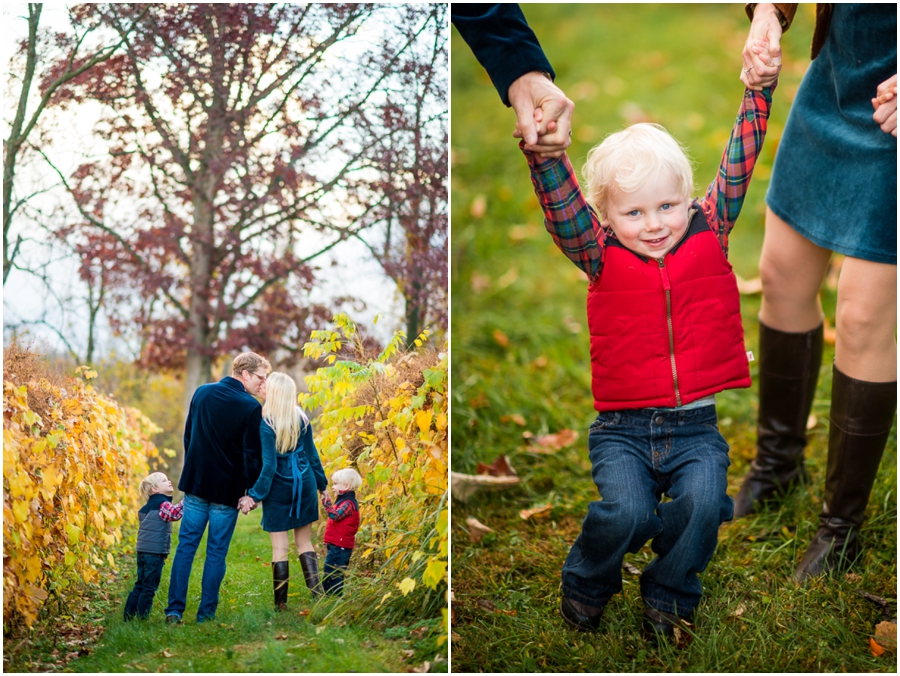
xmin=4 ymin=515 xmax=447 ymax=673
xmin=450 ymin=4 xmax=896 ymax=672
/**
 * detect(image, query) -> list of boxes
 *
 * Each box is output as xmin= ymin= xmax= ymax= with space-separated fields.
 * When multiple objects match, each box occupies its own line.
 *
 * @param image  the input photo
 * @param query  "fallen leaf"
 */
xmin=874 ymin=621 xmax=897 ymax=650
xmin=623 ymin=561 xmax=641 ymax=576
xmin=519 ymin=504 xmax=553 ymax=520
xmin=451 ymin=471 xmax=520 ymax=502
xmin=466 ymin=516 xmax=495 ymax=543
xmin=531 ymin=355 xmax=548 ymax=369
xmin=162 ymin=649 xmax=174 ymax=658
xmin=530 ymin=429 xmax=579 ymax=453
xmin=732 ymin=603 xmax=747 ymax=618
xmin=451 ymin=631 xmax=462 ymax=641
xmin=735 ymin=274 xmax=762 ymax=295
xmin=412 ymin=661 xmax=431 ymax=673
xmin=470 ymin=195 xmax=487 ymax=218
xmin=870 ymin=636 xmax=885 ymax=657
xmin=275 ymin=633 xmax=289 ymax=640
xmin=499 ymin=609 xmax=518 ymax=616
xmin=477 ymin=598 xmax=496 ymax=612
xmin=492 ymin=329 xmax=510 ymax=348
xmin=476 ymin=455 xmax=517 ymax=477
xmin=469 ymin=392 xmax=489 ymax=409
xmin=500 ymin=414 xmax=527 ymax=426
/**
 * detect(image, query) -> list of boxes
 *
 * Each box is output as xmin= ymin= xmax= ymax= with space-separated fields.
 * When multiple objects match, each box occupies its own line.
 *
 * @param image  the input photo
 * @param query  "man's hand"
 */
xmin=741 ymin=4 xmax=783 ymax=90
xmin=508 ymin=71 xmax=574 ymax=158
xmin=872 ymin=74 xmax=898 ymax=137
xmin=238 ymin=495 xmax=257 ymax=515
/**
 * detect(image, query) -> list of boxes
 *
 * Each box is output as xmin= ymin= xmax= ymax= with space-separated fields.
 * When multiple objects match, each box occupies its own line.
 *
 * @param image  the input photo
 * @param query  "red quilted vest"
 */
xmin=323 ymin=492 xmax=360 ymax=549
xmin=587 ymin=210 xmax=751 ymax=411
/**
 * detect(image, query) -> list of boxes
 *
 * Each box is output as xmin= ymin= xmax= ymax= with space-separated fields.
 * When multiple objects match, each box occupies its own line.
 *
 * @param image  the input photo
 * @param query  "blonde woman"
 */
xmin=241 ymin=372 xmax=328 ymax=609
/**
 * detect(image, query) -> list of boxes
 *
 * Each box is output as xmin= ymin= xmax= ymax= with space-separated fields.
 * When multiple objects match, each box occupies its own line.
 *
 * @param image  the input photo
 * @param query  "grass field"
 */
xmin=4 ymin=513 xmax=445 ymax=673
xmin=450 ymin=4 xmax=897 ymax=672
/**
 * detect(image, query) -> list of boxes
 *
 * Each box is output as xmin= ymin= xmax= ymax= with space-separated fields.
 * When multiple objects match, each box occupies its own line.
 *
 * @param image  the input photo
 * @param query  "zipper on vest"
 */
xmin=658 ymin=259 xmax=682 ymax=406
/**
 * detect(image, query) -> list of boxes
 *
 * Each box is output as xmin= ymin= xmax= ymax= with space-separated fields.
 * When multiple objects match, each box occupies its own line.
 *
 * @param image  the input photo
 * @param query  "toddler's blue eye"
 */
xmin=628 ymin=210 xmax=640 ymax=217
xmin=660 ymin=203 xmax=672 ymax=211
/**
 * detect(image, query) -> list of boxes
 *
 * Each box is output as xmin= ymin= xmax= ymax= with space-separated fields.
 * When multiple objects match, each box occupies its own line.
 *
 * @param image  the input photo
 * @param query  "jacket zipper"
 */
xmin=657 ymin=258 xmax=682 ymax=406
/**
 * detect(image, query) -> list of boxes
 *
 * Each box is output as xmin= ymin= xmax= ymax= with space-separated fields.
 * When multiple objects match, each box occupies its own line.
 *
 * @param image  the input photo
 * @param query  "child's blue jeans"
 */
xmin=561 ymin=405 xmax=733 ymax=618
xmin=124 ymin=552 xmax=166 ymax=620
xmin=323 ymin=544 xmax=353 ymax=595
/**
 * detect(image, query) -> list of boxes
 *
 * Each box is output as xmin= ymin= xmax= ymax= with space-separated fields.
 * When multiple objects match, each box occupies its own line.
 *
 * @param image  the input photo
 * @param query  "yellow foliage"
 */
xmin=3 ymin=368 xmax=157 ymax=629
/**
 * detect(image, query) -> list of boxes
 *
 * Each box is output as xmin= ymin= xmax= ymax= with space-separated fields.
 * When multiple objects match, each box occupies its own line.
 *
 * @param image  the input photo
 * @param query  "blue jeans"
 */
xmin=124 ymin=552 xmax=166 ymax=620
xmin=561 ymin=406 xmax=733 ymax=618
xmin=323 ymin=544 xmax=352 ymax=596
xmin=165 ymin=493 xmax=239 ymax=622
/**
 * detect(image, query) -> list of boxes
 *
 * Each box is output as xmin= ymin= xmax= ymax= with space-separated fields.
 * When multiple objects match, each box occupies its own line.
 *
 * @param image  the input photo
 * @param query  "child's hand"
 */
xmin=872 ymin=74 xmax=898 ymax=137
xmin=742 ymin=39 xmax=780 ymax=90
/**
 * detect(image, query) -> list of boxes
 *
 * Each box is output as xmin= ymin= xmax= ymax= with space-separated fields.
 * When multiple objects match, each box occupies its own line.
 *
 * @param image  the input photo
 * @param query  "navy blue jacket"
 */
xmin=452 ymin=4 xmax=554 ymax=106
xmin=178 ymin=377 xmax=262 ymax=507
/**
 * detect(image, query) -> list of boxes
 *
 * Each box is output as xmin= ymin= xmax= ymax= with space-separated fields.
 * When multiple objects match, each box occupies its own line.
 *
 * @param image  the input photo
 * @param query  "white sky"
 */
xmin=2 ymin=3 xmax=422 ymax=359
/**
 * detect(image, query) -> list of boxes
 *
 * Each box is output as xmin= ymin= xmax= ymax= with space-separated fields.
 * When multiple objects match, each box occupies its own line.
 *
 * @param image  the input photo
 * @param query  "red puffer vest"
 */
xmin=323 ymin=492 xmax=360 ymax=549
xmin=587 ymin=209 xmax=751 ymax=411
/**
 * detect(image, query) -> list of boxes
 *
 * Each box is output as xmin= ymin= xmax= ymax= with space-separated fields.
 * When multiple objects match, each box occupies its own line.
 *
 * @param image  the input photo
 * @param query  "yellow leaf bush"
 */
xmin=302 ymin=315 xmax=448 ymax=633
xmin=3 ymin=360 xmax=158 ymax=629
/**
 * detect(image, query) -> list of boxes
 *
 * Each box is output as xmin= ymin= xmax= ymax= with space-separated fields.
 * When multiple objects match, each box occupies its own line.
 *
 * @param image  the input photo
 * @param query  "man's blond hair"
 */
xmin=232 ymin=352 xmax=271 ymax=377
xmin=582 ymin=123 xmax=694 ymax=219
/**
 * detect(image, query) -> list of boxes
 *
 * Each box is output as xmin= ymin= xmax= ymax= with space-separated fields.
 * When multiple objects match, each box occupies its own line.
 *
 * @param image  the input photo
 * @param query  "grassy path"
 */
xmin=450 ymin=4 xmax=896 ymax=672
xmin=6 ymin=514 xmax=442 ymax=673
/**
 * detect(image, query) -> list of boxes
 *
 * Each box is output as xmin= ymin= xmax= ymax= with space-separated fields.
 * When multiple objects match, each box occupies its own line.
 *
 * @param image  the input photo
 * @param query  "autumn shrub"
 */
xmin=3 ymin=344 xmax=160 ymax=630
xmin=301 ymin=315 xmax=448 ymax=640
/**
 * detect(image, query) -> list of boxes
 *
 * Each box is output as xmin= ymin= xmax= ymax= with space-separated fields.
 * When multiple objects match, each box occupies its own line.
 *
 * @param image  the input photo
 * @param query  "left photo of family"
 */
xmin=3 ymin=3 xmax=447 ymax=673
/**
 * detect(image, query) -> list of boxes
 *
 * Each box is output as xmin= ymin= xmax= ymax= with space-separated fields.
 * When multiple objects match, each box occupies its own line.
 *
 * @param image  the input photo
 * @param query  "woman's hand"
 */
xmin=741 ymin=4 xmax=783 ymax=90
xmin=872 ymin=74 xmax=898 ymax=137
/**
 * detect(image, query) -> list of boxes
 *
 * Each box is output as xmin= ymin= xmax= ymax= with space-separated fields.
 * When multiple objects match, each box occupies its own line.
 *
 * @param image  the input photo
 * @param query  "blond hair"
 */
xmin=582 ymin=123 xmax=694 ymax=218
xmin=261 ymin=372 xmax=309 ymax=454
xmin=232 ymin=352 xmax=271 ymax=377
xmin=331 ymin=467 xmax=363 ymax=491
xmin=140 ymin=472 xmax=169 ymax=500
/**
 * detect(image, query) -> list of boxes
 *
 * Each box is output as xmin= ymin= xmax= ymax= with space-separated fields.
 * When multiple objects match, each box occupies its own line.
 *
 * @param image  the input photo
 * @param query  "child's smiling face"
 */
xmin=603 ymin=169 xmax=690 ymax=259
xmin=153 ymin=476 xmax=174 ymax=496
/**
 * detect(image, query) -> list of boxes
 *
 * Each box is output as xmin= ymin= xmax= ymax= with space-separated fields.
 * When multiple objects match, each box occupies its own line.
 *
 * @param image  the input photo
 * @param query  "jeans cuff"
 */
xmin=560 ymin=582 xmax=615 ymax=609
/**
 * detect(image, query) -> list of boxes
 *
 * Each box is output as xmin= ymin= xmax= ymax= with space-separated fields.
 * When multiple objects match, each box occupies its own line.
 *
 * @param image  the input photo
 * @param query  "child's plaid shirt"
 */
xmin=524 ymin=86 xmax=775 ymax=281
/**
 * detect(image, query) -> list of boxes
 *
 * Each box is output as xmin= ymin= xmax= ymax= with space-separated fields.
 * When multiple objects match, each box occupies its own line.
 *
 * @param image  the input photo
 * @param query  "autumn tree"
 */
xmin=42 ymin=4 xmax=446 ymax=474
xmin=354 ymin=4 xmax=448 ymax=342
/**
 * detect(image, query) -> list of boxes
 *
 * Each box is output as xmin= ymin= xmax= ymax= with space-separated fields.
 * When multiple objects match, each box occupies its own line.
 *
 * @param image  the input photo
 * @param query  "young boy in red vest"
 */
xmin=521 ymin=49 xmax=778 ymax=640
xmin=320 ymin=467 xmax=362 ymax=596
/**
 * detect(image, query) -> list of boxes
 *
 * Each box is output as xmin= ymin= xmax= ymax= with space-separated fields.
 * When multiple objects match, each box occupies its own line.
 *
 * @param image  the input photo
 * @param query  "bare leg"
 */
xmin=834 ymin=257 xmax=897 ymax=381
xmin=758 ymin=208 xmax=832 ymax=331
xmin=293 ymin=524 xmax=314 ymax=555
xmin=270 ymin=531 xmax=289 ymax=562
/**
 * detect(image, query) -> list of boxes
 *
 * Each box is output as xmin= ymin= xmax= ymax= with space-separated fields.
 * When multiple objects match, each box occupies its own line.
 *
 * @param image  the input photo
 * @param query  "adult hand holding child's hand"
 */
xmin=509 ymin=70 xmax=574 ymax=159
xmin=872 ymin=74 xmax=898 ymax=137
xmin=741 ymin=3 xmax=783 ymax=90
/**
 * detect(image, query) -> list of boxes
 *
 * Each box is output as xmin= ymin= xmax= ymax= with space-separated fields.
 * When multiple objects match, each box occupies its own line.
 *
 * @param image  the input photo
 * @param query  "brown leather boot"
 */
xmin=733 ymin=322 xmax=823 ymax=517
xmin=299 ymin=551 xmax=323 ymax=596
xmin=793 ymin=365 xmax=896 ymax=582
xmin=273 ymin=561 xmax=289 ymax=610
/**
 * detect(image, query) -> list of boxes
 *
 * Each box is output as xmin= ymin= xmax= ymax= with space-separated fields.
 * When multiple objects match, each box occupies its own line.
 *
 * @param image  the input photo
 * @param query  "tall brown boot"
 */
xmin=273 ymin=560 xmax=289 ymax=610
xmin=793 ymin=365 xmax=896 ymax=582
xmin=733 ymin=322 xmax=824 ymax=517
xmin=299 ymin=551 xmax=322 ymax=596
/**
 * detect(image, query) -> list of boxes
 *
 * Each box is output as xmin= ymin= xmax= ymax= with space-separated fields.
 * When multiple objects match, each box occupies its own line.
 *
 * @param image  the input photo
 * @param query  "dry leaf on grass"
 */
xmin=412 ymin=661 xmax=431 ymax=673
xmin=466 ymin=516 xmax=495 ymax=543
xmin=622 ymin=561 xmax=641 ymax=576
xmin=874 ymin=621 xmax=897 ymax=650
xmin=451 ymin=471 xmax=520 ymax=502
xmin=870 ymin=636 xmax=886 ymax=657
xmin=476 ymin=455 xmax=517 ymax=477
xmin=501 ymin=414 xmax=527 ymax=426
xmin=529 ymin=429 xmax=579 ymax=453
xmin=520 ymin=504 xmax=553 ymax=520
xmin=161 ymin=649 xmax=174 ymax=658
xmin=732 ymin=603 xmax=747 ymax=618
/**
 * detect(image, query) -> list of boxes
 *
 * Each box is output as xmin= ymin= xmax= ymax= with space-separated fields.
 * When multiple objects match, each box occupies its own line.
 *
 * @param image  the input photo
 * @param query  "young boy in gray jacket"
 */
xmin=124 ymin=472 xmax=183 ymax=620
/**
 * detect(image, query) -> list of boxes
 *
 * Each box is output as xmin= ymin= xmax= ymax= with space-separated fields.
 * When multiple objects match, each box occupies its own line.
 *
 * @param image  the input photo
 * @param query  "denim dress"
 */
xmin=247 ymin=413 xmax=328 ymax=532
xmin=767 ymin=4 xmax=896 ymax=264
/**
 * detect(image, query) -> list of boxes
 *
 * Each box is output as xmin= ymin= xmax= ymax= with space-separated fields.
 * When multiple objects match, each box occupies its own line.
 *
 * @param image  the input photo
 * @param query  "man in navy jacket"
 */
xmin=452 ymin=4 xmax=574 ymax=158
xmin=164 ymin=352 xmax=270 ymax=623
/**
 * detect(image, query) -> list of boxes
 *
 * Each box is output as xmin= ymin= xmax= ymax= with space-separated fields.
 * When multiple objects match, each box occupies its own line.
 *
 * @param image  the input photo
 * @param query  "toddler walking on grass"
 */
xmin=124 ymin=472 xmax=183 ymax=620
xmin=521 ymin=48 xmax=779 ymax=641
xmin=320 ymin=468 xmax=362 ymax=596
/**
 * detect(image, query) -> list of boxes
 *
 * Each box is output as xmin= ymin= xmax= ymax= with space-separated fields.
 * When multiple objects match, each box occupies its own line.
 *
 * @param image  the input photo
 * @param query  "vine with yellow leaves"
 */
xmin=301 ymin=315 xmax=448 ymax=634
xmin=3 ymin=365 xmax=159 ymax=629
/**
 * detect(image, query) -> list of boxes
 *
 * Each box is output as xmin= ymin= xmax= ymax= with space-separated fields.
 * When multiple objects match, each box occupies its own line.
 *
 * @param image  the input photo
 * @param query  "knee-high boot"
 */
xmin=793 ymin=364 xmax=896 ymax=582
xmin=733 ymin=321 xmax=824 ymax=517
xmin=273 ymin=561 xmax=289 ymax=610
xmin=299 ymin=551 xmax=322 ymax=596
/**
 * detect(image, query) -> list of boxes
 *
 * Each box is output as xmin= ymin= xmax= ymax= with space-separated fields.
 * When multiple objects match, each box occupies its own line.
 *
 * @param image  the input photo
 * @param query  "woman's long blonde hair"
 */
xmin=261 ymin=372 xmax=309 ymax=454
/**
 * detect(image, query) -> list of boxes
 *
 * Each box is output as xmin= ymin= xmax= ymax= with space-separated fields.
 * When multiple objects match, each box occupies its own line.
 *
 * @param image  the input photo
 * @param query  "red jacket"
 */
xmin=322 ymin=491 xmax=360 ymax=549
xmin=588 ymin=210 xmax=751 ymax=411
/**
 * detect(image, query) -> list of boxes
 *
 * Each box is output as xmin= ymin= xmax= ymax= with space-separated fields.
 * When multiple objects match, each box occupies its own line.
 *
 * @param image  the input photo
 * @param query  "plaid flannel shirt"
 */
xmin=321 ymin=493 xmax=357 ymax=521
xmin=159 ymin=499 xmax=184 ymax=522
xmin=524 ymin=86 xmax=775 ymax=281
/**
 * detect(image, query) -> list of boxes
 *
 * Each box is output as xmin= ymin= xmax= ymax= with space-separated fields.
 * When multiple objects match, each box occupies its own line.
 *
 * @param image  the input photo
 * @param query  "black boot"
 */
xmin=794 ymin=365 xmax=896 ymax=582
xmin=641 ymin=606 xmax=692 ymax=645
xmin=733 ymin=322 xmax=824 ymax=517
xmin=273 ymin=561 xmax=289 ymax=610
xmin=559 ymin=595 xmax=604 ymax=632
xmin=299 ymin=551 xmax=322 ymax=596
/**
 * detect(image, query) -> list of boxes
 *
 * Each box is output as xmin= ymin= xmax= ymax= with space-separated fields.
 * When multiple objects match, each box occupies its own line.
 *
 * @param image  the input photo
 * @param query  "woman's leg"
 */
xmin=293 ymin=524 xmax=314 ymax=555
xmin=734 ymin=209 xmax=832 ymax=517
xmin=795 ymin=257 xmax=897 ymax=581
xmin=295 ymin=524 xmax=322 ymax=595
xmin=270 ymin=531 xmax=290 ymax=609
